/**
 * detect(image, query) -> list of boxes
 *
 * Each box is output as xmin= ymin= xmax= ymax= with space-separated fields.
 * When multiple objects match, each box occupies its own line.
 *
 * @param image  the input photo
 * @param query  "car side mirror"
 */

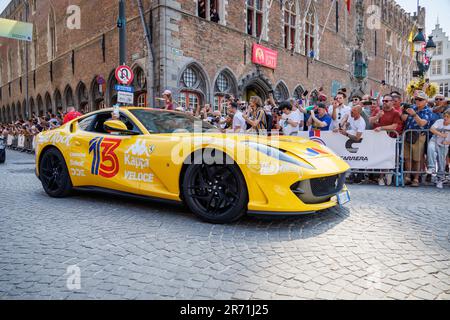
xmin=104 ymin=120 xmax=139 ymax=135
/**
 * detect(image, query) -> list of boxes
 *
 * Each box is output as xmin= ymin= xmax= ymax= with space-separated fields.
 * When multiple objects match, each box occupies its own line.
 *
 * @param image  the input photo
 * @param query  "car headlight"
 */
xmin=245 ymin=142 xmax=315 ymax=170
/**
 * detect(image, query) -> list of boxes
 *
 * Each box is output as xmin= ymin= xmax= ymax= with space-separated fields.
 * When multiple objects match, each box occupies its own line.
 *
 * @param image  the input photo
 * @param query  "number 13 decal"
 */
xmin=89 ymin=137 xmax=122 ymax=178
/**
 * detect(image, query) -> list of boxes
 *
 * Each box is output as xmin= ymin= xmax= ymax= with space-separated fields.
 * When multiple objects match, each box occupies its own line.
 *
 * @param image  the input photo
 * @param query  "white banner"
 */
xmin=7 ymin=135 xmax=13 ymax=146
xmin=17 ymin=135 xmax=25 ymax=148
xmin=299 ymin=131 xmax=397 ymax=170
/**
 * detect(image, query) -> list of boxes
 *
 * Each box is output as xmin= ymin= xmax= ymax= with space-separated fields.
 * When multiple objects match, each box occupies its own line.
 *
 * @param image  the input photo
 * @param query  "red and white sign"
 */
xmin=115 ymin=65 xmax=134 ymax=85
xmin=252 ymin=44 xmax=278 ymax=70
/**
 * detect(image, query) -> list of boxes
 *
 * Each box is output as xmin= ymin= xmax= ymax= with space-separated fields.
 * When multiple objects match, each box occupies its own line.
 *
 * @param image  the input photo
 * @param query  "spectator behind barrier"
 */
xmin=427 ymin=110 xmax=450 ymax=189
xmin=403 ymin=91 xmax=434 ymax=187
xmin=307 ymin=103 xmax=332 ymax=131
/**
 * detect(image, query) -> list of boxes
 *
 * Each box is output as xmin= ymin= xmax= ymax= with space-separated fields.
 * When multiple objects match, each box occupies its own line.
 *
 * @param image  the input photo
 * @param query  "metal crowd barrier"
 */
xmin=5 ymin=134 xmax=36 ymax=153
xmin=348 ymin=130 xmax=402 ymax=187
xmin=400 ymin=129 xmax=432 ymax=187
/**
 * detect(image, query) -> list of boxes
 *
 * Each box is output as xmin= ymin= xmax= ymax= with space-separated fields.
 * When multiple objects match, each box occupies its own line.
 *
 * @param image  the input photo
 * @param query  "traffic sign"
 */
xmin=117 ymin=91 xmax=134 ymax=105
xmin=114 ymin=84 xmax=134 ymax=93
xmin=115 ymin=65 xmax=134 ymax=85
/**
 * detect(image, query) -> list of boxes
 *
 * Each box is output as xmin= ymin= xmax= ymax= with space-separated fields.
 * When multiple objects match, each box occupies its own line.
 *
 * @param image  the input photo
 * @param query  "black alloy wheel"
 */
xmin=39 ymin=148 xmax=72 ymax=197
xmin=182 ymin=159 xmax=248 ymax=224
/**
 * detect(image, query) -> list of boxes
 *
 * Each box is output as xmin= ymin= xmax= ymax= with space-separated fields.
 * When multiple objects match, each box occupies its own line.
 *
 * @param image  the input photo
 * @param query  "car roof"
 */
xmin=87 ymin=107 xmax=186 ymax=116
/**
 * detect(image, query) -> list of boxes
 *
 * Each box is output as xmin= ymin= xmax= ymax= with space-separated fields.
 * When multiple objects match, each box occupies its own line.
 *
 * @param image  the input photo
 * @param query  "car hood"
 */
xmin=162 ymin=133 xmax=336 ymax=160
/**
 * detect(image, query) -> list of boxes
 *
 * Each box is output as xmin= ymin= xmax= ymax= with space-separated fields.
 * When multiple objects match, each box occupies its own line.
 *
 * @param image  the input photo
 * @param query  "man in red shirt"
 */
xmin=370 ymin=94 xmax=403 ymax=186
xmin=370 ymin=94 xmax=403 ymax=137
xmin=63 ymin=107 xmax=82 ymax=124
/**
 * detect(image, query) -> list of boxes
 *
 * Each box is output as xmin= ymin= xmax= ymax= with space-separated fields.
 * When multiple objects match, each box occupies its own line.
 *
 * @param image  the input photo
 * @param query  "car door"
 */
xmin=69 ymin=111 xmax=142 ymax=194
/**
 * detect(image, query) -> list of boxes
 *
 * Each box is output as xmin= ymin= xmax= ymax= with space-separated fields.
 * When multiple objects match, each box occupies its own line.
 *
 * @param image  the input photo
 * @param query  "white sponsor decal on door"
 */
xmin=125 ymin=139 xmax=155 ymax=156
xmin=124 ymin=171 xmax=154 ymax=183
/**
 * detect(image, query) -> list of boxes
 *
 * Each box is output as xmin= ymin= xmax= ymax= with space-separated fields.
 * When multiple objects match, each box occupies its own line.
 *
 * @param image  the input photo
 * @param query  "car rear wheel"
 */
xmin=182 ymin=155 xmax=248 ymax=224
xmin=39 ymin=148 xmax=72 ymax=197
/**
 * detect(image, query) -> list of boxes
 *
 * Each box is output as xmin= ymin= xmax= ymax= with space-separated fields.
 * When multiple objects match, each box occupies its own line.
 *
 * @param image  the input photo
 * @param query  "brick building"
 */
xmin=0 ymin=0 xmax=425 ymax=123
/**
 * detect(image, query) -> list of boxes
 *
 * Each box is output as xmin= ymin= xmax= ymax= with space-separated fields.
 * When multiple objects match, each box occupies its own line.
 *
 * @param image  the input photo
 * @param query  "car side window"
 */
xmin=78 ymin=115 xmax=96 ymax=131
xmin=86 ymin=112 xmax=140 ymax=135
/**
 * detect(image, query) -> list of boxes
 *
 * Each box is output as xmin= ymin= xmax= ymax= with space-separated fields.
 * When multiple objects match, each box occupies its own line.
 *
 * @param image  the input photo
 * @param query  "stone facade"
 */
xmin=0 ymin=0 xmax=425 ymax=123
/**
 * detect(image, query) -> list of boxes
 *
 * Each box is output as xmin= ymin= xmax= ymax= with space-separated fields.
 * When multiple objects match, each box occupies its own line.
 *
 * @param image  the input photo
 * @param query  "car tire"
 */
xmin=182 ymin=150 xmax=248 ymax=224
xmin=0 ymin=150 xmax=5 ymax=164
xmin=39 ymin=148 xmax=72 ymax=198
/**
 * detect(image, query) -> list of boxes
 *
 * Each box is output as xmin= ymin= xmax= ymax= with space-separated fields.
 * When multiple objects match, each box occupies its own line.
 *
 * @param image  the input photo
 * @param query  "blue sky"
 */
xmin=1 ymin=0 xmax=449 ymax=36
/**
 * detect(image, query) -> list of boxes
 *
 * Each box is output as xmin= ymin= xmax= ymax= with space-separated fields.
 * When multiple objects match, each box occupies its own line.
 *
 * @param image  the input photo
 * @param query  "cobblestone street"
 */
xmin=0 ymin=150 xmax=449 ymax=300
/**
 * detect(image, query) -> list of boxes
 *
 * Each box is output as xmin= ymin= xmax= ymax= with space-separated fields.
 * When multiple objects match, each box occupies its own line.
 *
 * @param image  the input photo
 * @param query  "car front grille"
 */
xmin=310 ymin=174 xmax=346 ymax=197
xmin=291 ymin=172 xmax=347 ymax=205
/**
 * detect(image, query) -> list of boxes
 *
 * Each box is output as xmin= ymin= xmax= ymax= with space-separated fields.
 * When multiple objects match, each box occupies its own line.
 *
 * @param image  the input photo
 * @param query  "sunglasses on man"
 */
xmin=435 ymin=98 xmax=444 ymax=101
xmin=382 ymin=100 xmax=392 ymax=103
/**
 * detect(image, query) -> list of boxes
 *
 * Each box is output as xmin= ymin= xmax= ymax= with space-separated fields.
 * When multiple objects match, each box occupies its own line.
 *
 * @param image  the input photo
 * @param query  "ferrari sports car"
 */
xmin=35 ymin=107 xmax=350 ymax=224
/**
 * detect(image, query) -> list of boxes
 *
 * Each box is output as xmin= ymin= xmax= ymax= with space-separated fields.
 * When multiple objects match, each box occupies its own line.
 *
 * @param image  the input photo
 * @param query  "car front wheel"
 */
xmin=39 ymin=148 xmax=72 ymax=197
xmin=182 ymin=158 xmax=248 ymax=224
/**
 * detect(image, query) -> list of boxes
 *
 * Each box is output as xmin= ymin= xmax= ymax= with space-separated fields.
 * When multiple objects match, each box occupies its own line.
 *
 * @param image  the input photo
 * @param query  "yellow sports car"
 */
xmin=35 ymin=107 xmax=350 ymax=224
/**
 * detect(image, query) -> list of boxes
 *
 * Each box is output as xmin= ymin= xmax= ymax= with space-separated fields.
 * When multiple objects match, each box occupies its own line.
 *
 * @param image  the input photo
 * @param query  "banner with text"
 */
xmin=299 ymin=131 xmax=397 ymax=170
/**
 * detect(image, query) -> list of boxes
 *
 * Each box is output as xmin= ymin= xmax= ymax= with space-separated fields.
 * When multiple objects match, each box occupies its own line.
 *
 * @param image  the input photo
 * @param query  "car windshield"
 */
xmin=129 ymin=109 xmax=219 ymax=134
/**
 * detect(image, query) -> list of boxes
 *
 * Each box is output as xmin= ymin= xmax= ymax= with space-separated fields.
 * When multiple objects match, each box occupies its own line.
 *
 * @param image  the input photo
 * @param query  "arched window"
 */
xmin=274 ymin=82 xmax=289 ymax=103
xmin=178 ymin=64 xmax=208 ymax=113
xmin=304 ymin=4 xmax=316 ymax=57
xmin=48 ymin=8 xmax=56 ymax=60
xmin=214 ymin=69 xmax=237 ymax=114
xmin=293 ymin=85 xmax=305 ymax=100
xmin=133 ymin=67 xmax=147 ymax=107
xmin=54 ymin=89 xmax=62 ymax=112
xmin=91 ymin=77 xmax=105 ymax=111
xmin=45 ymin=92 xmax=52 ymax=114
xmin=284 ymin=1 xmax=297 ymax=50
xmin=76 ymin=82 xmax=89 ymax=112
xmin=64 ymin=86 xmax=75 ymax=110
xmin=37 ymin=95 xmax=44 ymax=116
xmin=17 ymin=102 xmax=22 ymax=120
xmin=107 ymin=70 xmax=118 ymax=106
xmin=11 ymin=103 xmax=16 ymax=121
xmin=246 ymin=0 xmax=265 ymax=38
xmin=29 ymin=98 xmax=36 ymax=116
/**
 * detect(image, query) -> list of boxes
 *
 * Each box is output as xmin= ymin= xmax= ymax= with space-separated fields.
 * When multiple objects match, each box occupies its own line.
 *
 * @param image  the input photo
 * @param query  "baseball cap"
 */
xmin=163 ymin=90 xmax=172 ymax=96
xmin=415 ymin=91 xmax=429 ymax=100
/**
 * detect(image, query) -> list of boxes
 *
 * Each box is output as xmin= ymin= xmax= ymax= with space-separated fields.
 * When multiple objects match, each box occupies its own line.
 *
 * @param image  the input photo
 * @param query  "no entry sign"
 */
xmin=115 ymin=65 xmax=134 ymax=85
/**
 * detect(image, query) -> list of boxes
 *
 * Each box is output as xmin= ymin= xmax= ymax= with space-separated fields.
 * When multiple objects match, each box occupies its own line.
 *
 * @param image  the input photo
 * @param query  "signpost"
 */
xmin=115 ymin=65 xmax=134 ymax=85
xmin=117 ymin=91 xmax=134 ymax=105
xmin=0 ymin=18 xmax=33 ymax=42
xmin=115 ymin=65 xmax=135 ymax=105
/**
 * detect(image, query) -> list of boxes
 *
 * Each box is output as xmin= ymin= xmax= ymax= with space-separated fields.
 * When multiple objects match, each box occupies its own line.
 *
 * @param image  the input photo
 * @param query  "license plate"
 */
xmin=337 ymin=191 xmax=350 ymax=206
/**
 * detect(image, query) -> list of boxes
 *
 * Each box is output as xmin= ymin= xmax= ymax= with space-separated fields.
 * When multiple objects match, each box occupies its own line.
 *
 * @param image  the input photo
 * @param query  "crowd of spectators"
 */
xmin=1 ymin=87 xmax=449 ymax=188
xmin=182 ymin=87 xmax=449 ymax=189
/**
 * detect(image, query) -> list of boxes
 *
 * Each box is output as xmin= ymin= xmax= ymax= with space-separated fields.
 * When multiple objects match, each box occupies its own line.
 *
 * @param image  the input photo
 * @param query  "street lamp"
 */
xmin=425 ymin=36 xmax=436 ymax=58
xmin=412 ymin=28 xmax=435 ymax=78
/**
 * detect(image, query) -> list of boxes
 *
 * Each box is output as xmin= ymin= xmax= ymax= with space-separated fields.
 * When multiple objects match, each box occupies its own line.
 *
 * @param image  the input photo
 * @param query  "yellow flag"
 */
xmin=408 ymin=27 xmax=416 ymax=58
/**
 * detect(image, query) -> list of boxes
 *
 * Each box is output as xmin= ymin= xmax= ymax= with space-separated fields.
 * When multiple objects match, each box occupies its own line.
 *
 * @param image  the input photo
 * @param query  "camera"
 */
xmin=363 ymin=101 xmax=372 ymax=106
xmin=401 ymin=103 xmax=412 ymax=115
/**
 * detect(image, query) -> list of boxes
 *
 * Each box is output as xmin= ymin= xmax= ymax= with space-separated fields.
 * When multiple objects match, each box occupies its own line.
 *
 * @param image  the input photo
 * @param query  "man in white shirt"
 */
xmin=339 ymin=105 xmax=366 ymax=142
xmin=229 ymin=102 xmax=247 ymax=133
xmin=279 ymin=101 xmax=302 ymax=136
xmin=328 ymin=93 xmax=351 ymax=131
